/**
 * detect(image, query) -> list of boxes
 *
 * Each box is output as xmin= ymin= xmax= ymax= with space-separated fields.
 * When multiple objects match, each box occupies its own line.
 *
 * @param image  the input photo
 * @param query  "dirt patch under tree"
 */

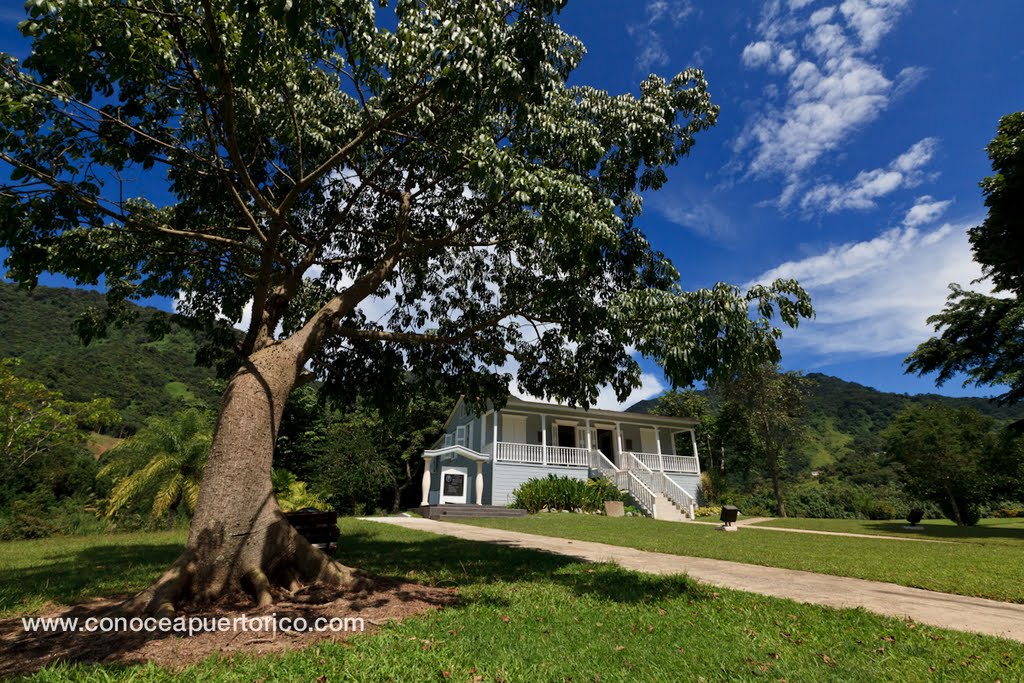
xmin=0 ymin=578 xmax=456 ymax=677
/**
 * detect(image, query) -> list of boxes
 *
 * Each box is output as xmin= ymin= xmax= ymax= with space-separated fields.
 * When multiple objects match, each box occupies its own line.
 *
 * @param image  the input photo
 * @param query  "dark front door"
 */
xmin=596 ymin=429 xmax=615 ymax=465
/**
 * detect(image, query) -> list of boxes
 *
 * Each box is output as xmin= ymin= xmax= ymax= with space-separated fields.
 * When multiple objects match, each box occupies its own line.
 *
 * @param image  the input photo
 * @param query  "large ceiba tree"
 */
xmin=0 ymin=0 xmax=811 ymax=614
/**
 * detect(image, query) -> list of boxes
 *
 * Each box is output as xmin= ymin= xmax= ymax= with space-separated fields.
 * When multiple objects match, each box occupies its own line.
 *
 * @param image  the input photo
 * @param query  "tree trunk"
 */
xmin=391 ymin=460 xmax=414 ymax=513
xmin=770 ymin=453 xmax=786 ymax=518
xmin=166 ymin=501 xmax=177 ymax=532
xmin=946 ymin=486 xmax=964 ymax=526
xmin=127 ymin=340 xmax=360 ymax=616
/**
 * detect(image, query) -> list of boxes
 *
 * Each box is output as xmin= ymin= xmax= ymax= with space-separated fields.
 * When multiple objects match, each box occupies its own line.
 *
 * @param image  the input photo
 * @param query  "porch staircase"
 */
xmin=589 ymin=450 xmax=696 ymax=522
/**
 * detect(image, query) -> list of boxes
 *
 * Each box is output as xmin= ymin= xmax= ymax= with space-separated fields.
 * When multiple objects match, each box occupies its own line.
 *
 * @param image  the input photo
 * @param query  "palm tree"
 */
xmin=99 ymin=409 xmax=212 ymax=530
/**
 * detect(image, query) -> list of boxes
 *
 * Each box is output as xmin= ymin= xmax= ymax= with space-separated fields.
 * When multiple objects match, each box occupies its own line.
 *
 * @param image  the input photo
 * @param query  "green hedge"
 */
xmin=719 ymin=481 xmax=941 ymax=521
xmin=512 ymin=475 xmax=621 ymax=514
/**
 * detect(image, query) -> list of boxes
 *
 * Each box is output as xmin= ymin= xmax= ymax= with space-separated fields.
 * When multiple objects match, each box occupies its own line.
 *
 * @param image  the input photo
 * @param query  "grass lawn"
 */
xmin=1 ymin=521 xmax=1023 ymax=681
xmin=454 ymin=514 xmax=1024 ymax=603
xmin=0 ymin=530 xmax=186 ymax=618
xmin=753 ymin=517 xmax=1024 ymax=545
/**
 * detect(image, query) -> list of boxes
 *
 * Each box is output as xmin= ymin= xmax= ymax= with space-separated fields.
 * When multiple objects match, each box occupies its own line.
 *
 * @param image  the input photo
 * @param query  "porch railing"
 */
xmin=623 ymin=451 xmax=700 ymax=474
xmin=625 ymin=472 xmax=656 ymax=516
xmin=623 ymin=452 xmax=695 ymax=519
xmin=493 ymin=442 xmax=589 ymax=467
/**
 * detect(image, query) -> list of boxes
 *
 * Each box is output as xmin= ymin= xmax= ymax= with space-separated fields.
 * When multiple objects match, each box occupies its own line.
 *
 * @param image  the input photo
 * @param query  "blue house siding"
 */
xmin=491 ymin=462 xmax=589 ymax=506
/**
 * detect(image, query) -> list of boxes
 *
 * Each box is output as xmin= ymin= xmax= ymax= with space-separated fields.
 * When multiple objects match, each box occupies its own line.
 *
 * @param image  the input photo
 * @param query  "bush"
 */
xmin=698 ymin=471 xmax=716 ymax=505
xmin=512 ymin=475 xmax=621 ymax=514
xmin=0 ymin=493 xmax=113 ymax=540
xmin=940 ymin=497 xmax=982 ymax=526
xmin=694 ymin=505 xmax=721 ymax=518
xmin=715 ymin=480 xmax=939 ymax=521
xmin=987 ymin=501 xmax=1024 ymax=518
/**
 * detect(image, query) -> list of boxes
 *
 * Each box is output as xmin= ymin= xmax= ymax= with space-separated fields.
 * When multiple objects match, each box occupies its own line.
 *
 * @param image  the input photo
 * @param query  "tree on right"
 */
xmin=906 ymin=112 xmax=1024 ymax=403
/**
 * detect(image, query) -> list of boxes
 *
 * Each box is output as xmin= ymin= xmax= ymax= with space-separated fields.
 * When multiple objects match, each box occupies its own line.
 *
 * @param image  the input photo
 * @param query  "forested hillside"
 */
xmin=630 ymin=373 xmax=1024 ymax=468
xmin=0 ymin=282 xmax=221 ymax=432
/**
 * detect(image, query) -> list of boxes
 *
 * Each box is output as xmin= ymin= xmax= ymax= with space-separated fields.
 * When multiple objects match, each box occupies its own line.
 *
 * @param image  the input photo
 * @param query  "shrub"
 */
xmin=694 ymin=505 xmax=722 ymax=518
xmin=940 ymin=497 xmax=982 ymax=526
xmin=988 ymin=502 xmax=1024 ymax=518
xmin=512 ymin=475 xmax=621 ymax=514
xmin=698 ymin=471 xmax=716 ymax=504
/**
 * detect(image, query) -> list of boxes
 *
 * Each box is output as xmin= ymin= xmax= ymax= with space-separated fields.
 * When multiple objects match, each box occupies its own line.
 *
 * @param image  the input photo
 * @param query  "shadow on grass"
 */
xmin=338 ymin=527 xmax=701 ymax=605
xmin=858 ymin=521 xmax=1024 ymax=543
xmin=0 ymin=523 xmax=704 ymax=676
xmin=0 ymin=541 xmax=183 ymax=615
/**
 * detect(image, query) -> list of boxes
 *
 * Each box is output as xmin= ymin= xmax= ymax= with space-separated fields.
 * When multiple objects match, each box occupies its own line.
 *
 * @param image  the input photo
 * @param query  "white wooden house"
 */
xmin=419 ymin=395 xmax=702 ymax=521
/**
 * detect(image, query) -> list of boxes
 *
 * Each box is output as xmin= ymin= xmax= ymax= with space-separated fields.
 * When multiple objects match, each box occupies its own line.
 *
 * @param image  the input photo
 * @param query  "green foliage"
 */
xmin=98 ymin=409 xmax=211 ymax=526
xmin=714 ymin=364 xmax=808 ymax=517
xmin=512 ymin=475 xmax=621 ymax=514
xmin=0 ymin=0 xmax=810 ymax=417
xmin=0 ymin=282 xmax=221 ymax=432
xmin=0 ymin=358 xmax=119 ymax=540
xmin=271 ymin=468 xmax=332 ymax=512
xmin=275 ymin=383 xmax=451 ymax=514
xmin=0 ymin=357 xmax=117 ymax=466
xmin=906 ymin=111 xmax=1024 ymax=403
xmin=882 ymin=404 xmax=999 ymax=526
xmin=694 ymin=505 xmax=722 ymax=518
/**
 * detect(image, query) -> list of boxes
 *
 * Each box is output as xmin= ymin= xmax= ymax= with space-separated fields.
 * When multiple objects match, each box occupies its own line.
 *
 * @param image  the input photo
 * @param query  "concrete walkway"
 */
xmin=365 ymin=516 xmax=1024 ymax=643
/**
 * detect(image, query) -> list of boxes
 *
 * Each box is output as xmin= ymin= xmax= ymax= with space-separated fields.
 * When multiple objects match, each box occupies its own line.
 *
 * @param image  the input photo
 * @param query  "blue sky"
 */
xmin=2 ymin=1 xmax=1022 ymax=408
xmin=551 ymin=0 xmax=1023 ymax=405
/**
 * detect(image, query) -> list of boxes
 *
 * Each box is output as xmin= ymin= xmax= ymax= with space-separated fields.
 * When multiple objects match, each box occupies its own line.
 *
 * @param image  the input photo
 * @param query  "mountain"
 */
xmin=0 ymin=281 xmax=221 ymax=432
xmin=628 ymin=373 xmax=1024 ymax=468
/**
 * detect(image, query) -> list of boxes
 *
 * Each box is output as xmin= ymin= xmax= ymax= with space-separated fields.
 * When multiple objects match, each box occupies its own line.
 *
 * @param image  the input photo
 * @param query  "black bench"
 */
xmin=284 ymin=508 xmax=340 ymax=552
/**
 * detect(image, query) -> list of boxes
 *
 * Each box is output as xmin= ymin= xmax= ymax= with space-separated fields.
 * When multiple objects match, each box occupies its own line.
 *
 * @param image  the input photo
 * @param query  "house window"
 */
xmin=455 ymin=425 xmax=467 ymax=447
xmin=625 ymin=438 xmax=634 ymax=451
xmin=502 ymin=415 xmax=527 ymax=443
xmin=557 ymin=425 xmax=576 ymax=448
xmin=444 ymin=433 xmax=453 ymax=447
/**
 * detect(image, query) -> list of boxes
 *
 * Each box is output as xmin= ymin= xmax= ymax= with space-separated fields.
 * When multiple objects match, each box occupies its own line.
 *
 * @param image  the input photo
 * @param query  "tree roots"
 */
xmin=123 ymin=524 xmax=363 ymax=616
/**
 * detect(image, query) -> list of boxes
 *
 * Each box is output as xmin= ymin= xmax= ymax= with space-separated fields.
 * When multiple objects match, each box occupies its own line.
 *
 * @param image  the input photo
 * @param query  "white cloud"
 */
xmin=747 ymin=221 xmax=989 ymax=357
xmin=734 ymin=0 xmax=919 ymax=191
xmin=595 ymin=373 xmax=666 ymax=411
xmin=799 ymin=137 xmax=939 ymax=213
xmin=511 ymin=370 xmax=666 ymax=412
xmin=690 ymin=45 xmax=713 ymax=67
xmin=809 ymin=6 xmax=837 ymax=26
xmin=903 ymin=195 xmax=952 ymax=228
xmin=840 ymin=0 xmax=910 ymax=50
xmin=741 ymin=41 xmax=774 ymax=68
xmin=628 ymin=1 xmax=696 ymax=72
xmin=647 ymin=190 xmax=734 ymax=240
xmin=893 ymin=137 xmax=938 ymax=173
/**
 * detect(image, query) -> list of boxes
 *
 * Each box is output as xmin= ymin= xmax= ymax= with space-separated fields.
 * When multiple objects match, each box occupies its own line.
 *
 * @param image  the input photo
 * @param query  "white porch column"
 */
xmin=615 ymin=422 xmax=624 ymax=466
xmin=541 ymin=414 xmax=548 ymax=466
xmin=482 ymin=411 xmax=489 ymax=452
xmin=475 ymin=461 xmax=485 ymax=506
xmin=420 ymin=456 xmax=434 ymax=506
xmin=655 ymin=427 xmax=664 ymax=471
xmin=585 ymin=419 xmax=592 ymax=450
xmin=690 ymin=429 xmax=700 ymax=467
xmin=493 ymin=410 xmax=500 ymax=458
